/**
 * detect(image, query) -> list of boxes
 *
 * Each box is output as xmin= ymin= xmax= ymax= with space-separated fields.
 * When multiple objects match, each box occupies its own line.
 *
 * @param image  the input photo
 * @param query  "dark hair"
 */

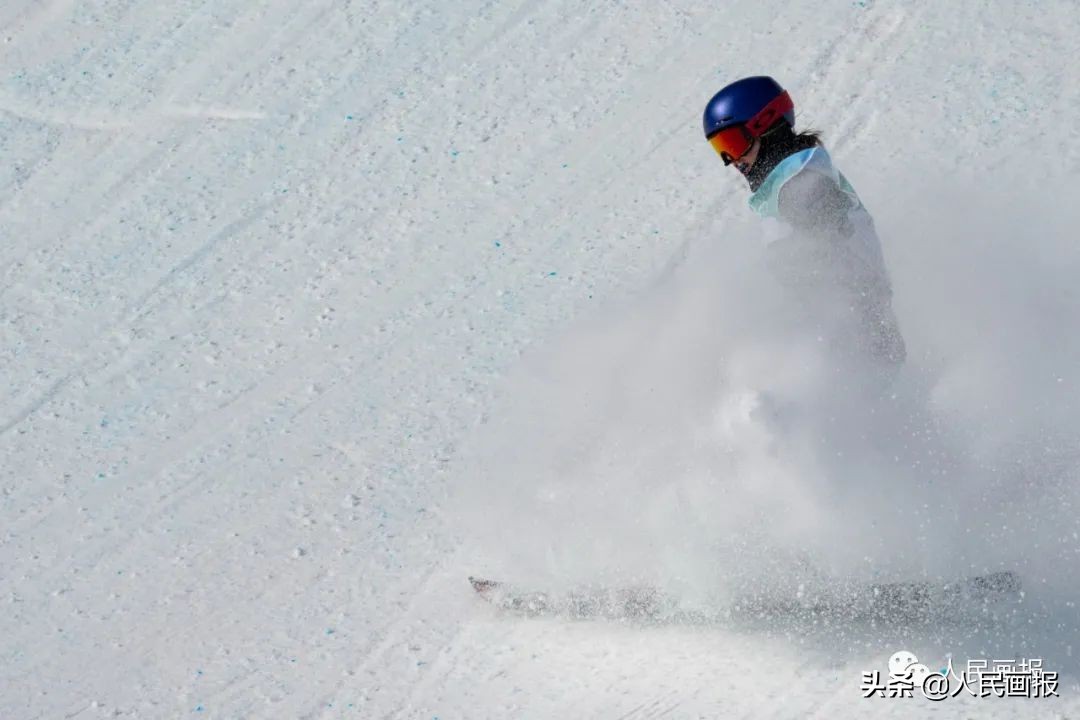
xmin=764 ymin=121 xmax=822 ymax=146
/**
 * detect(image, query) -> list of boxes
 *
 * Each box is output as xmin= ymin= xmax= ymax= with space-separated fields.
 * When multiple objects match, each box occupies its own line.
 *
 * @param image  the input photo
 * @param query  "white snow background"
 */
xmin=2 ymin=1 xmax=1080 ymax=718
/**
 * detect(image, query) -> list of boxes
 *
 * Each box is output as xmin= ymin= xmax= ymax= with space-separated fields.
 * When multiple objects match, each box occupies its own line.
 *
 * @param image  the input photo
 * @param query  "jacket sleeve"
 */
xmin=776 ymin=170 xmax=855 ymax=240
xmin=773 ymin=168 xmax=908 ymax=367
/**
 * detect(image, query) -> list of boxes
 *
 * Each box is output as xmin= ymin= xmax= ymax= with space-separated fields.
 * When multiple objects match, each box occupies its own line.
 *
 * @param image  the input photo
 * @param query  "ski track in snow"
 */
xmin=2 ymin=0 xmax=1079 ymax=718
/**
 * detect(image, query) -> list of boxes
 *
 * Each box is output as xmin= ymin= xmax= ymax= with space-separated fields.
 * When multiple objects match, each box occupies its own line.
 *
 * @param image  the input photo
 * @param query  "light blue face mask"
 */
xmin=748 ymin=146 xmax=862 ymax=218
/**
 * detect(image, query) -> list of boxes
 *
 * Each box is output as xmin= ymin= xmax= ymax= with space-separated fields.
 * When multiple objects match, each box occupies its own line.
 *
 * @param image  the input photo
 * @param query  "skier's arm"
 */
xmin=777 ymin=170 xmax=907 ymax=365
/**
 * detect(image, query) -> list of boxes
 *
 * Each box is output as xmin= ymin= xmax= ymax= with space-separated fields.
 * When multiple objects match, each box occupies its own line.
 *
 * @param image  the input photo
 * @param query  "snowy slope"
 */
xmin=2 ymin=1 xmax=1080 ymax=718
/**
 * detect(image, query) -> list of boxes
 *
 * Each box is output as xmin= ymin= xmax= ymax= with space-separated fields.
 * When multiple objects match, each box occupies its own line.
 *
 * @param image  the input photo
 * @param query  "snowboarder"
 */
xmin=703 ymin=76 xmax=906 ymax=370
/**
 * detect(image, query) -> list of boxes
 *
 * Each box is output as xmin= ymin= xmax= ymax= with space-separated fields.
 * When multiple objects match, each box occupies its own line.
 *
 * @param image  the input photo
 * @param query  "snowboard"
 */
xmin=469 ymin=571 xmax=1021 ymax=623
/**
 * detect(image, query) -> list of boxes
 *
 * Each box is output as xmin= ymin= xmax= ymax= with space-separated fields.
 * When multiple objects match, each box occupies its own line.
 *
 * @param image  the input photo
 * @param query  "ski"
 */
xmin=469 ymin=575 xmax=685 ymax=621
xmin=469 ymin=571 xmax=1021 ymax=623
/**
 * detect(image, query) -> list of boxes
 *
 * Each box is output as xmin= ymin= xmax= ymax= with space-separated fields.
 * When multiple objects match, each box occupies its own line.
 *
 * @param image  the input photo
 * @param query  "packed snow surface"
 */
xmin=3 ymin=1 xmax=1080 ymax=718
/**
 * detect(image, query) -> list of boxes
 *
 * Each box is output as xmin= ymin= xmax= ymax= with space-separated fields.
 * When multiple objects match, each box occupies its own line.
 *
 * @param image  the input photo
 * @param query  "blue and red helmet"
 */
xmin=703 ymin=76 xmax=795 ymax=164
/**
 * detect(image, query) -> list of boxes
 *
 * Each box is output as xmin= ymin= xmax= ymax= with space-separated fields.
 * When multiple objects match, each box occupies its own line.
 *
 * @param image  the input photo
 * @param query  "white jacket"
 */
xmin=749 ymin=146 xmax=905 ymax=367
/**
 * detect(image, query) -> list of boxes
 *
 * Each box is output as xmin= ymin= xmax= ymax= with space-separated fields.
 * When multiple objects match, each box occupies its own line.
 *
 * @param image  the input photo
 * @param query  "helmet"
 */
xmin=702 ymin=76 xmax=795 ymax=140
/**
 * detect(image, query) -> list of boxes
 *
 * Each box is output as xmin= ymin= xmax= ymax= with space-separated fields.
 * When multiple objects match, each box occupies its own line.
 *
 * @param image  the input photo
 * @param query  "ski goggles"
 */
xmin=708 ymin=125 xmax=755 ymax=165
xmin=706 ymin=91 xmax=795 ymax=165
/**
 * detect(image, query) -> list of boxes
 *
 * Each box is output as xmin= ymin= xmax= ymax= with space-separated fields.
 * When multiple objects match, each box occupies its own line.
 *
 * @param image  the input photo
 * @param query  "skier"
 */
xmin=703 ymin=76 xmax=906 ymax=370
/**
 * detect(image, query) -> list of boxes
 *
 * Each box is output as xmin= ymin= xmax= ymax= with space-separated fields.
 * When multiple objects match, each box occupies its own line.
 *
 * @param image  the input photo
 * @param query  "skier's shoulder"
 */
xmin=779 ymin=161 xmax=838 ymax=198
xmin=748 ymin=149 xmax=801 ymax=217
xmin=749 ymin=145 xmax=834 ymax=218
xmin=777 ymin=159 xmax=853 ymax=229
xmin=778 ymin=145 xmax=845 ymax=195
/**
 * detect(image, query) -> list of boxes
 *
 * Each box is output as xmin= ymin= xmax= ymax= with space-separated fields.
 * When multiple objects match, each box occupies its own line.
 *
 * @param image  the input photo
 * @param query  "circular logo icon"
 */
xmin=888 ymin=650 xmax=918 ymax=678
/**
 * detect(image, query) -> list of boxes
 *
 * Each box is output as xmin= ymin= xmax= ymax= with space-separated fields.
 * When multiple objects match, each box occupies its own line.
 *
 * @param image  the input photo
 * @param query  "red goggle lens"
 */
xmin=708 ymin=126 xmax=753 ymax=165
